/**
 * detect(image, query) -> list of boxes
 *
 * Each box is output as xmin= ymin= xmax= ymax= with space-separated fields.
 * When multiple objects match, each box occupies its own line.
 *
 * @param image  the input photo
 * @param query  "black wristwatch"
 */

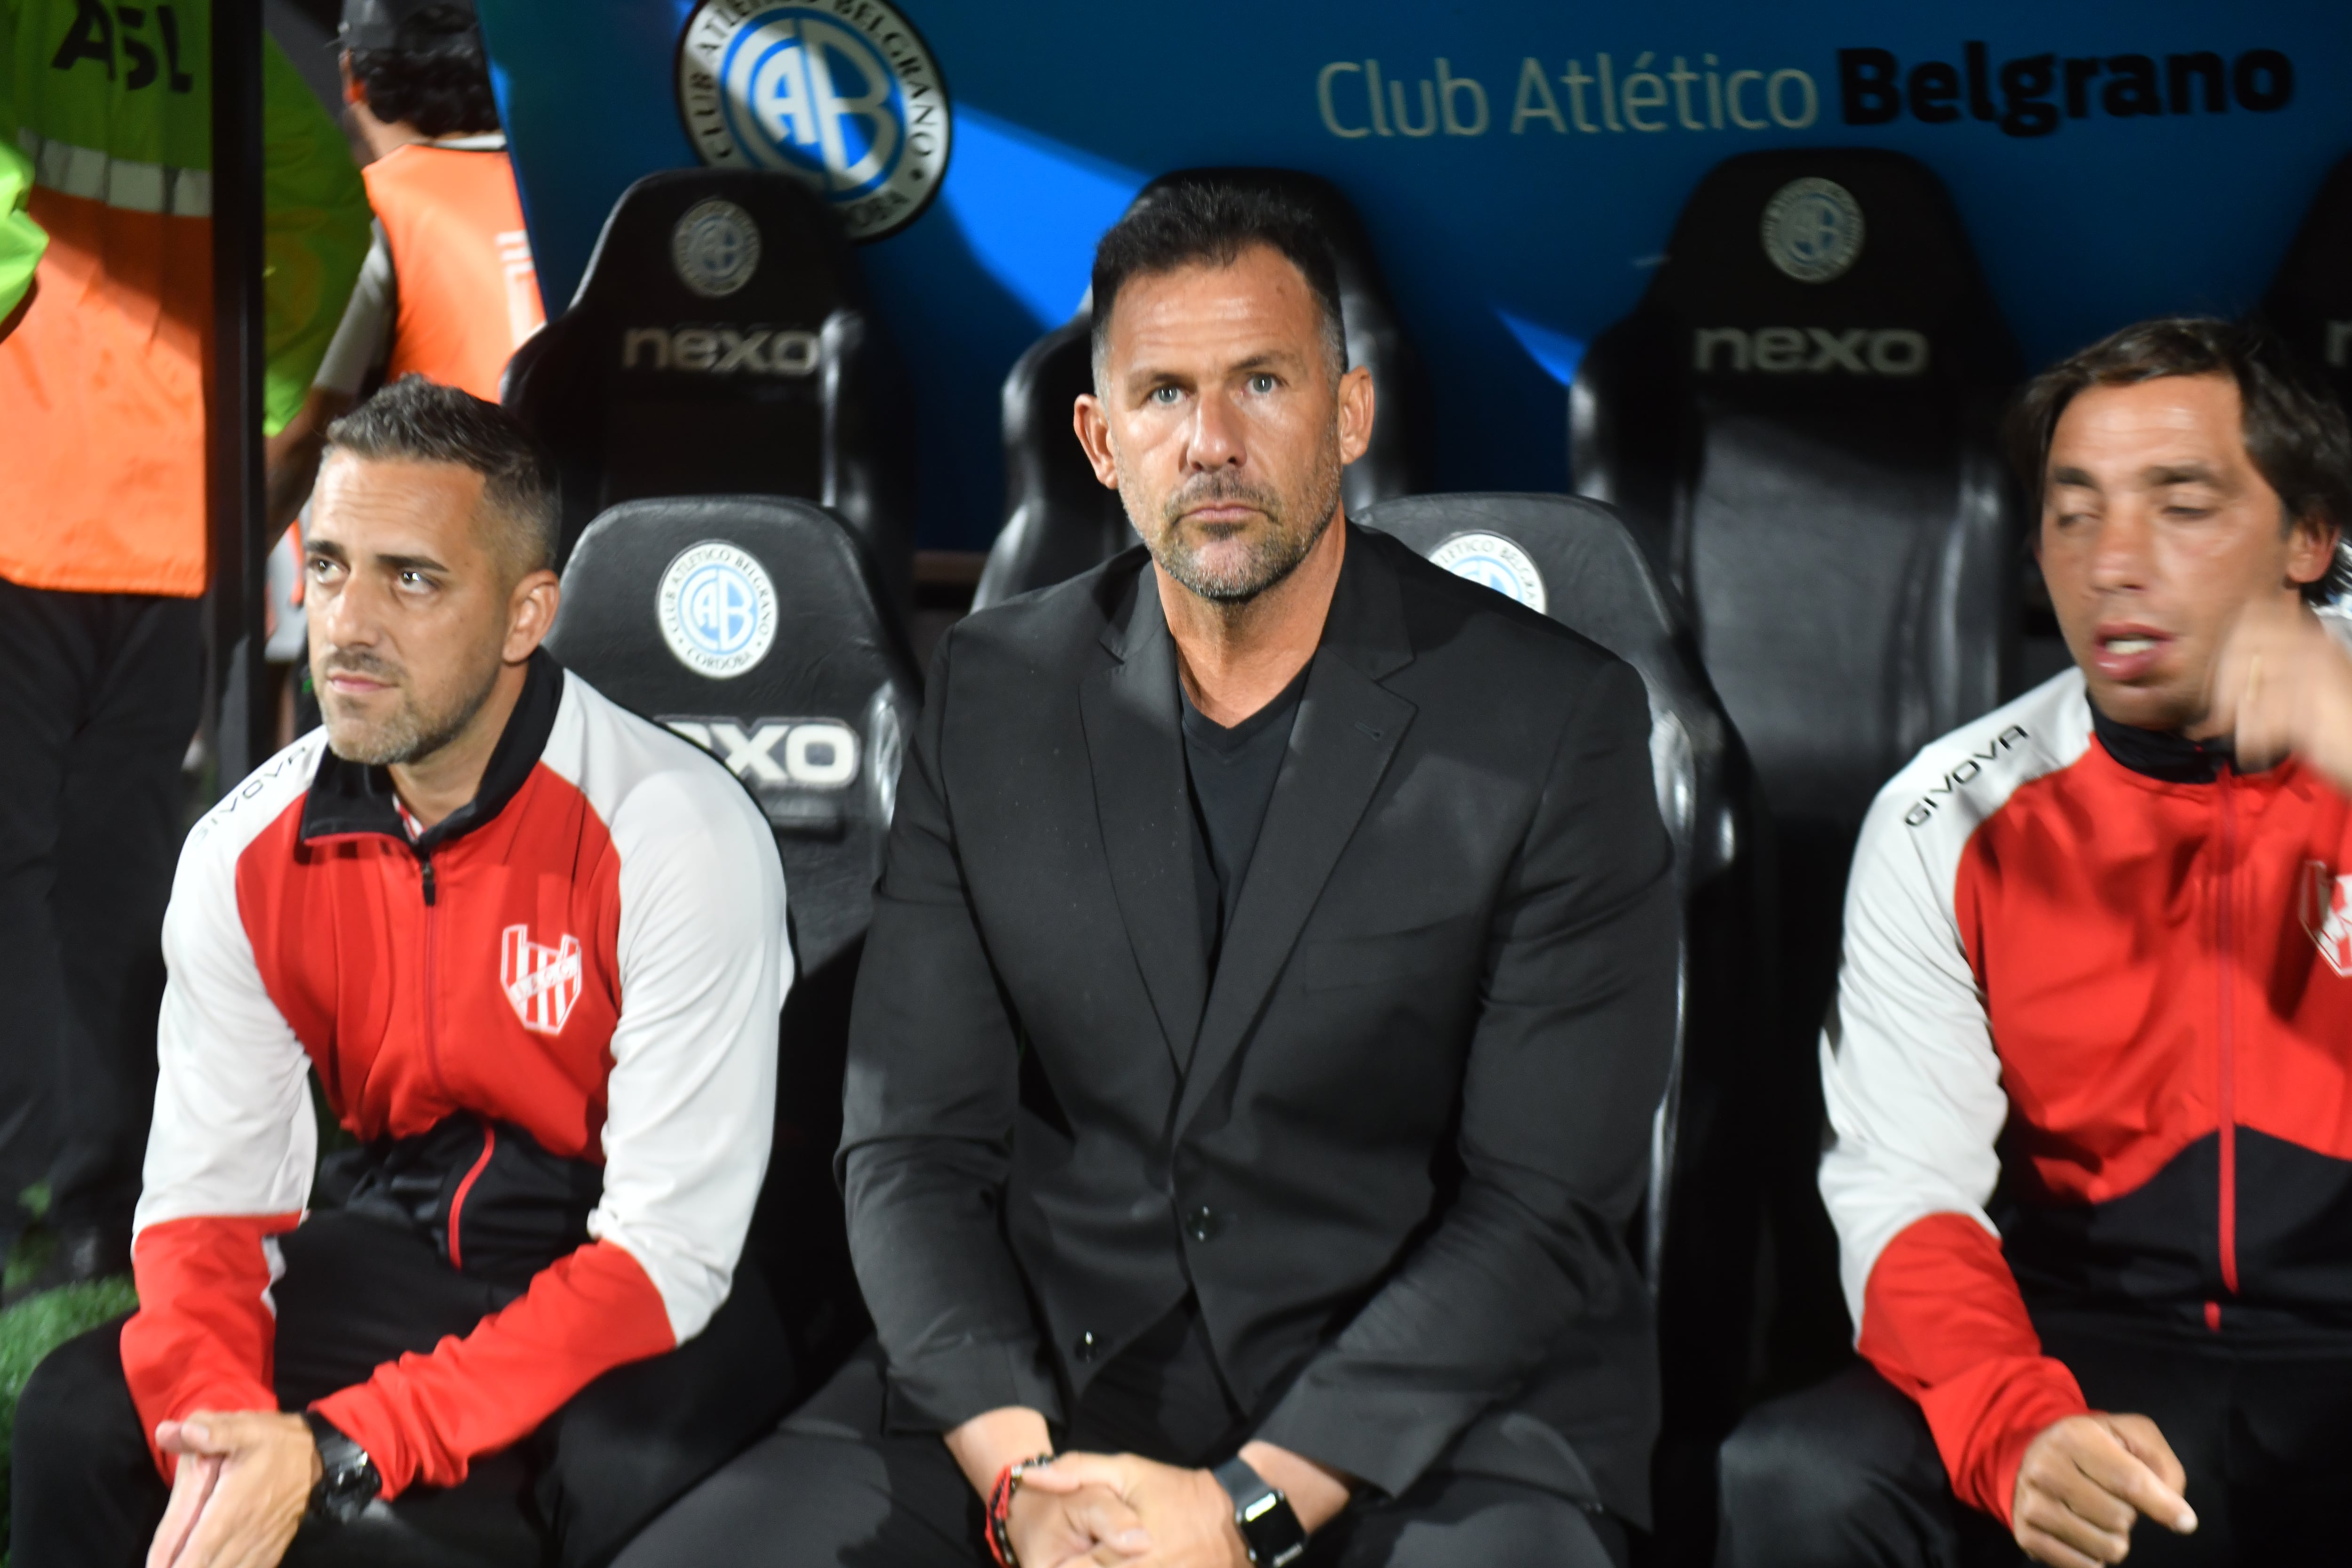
xmin=1212 ymin=1456 xmax=1308 ymax=1567
xmin=302 ymin=1411 xmax=381 ymax=1524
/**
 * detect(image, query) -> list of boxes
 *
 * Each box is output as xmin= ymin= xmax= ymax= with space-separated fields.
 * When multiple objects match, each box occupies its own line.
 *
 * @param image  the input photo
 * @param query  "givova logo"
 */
xmin=676 ymin=0 xmax=950 ymax=241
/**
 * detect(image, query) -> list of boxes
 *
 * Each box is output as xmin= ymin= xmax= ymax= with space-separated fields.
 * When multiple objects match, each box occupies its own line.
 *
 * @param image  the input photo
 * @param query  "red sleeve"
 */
xmin=1856 ymin=1212 xmax=2090 ymax=1524
xmin=122 ymin=1213 xmax=304 ymax=1480
xmin=309 ymin=1238 xmax=675 ymax=1497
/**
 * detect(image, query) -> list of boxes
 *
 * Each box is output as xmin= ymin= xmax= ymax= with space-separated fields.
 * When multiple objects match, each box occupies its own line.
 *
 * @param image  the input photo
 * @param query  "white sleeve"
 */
xmin=1816 ymin=788 xmax=2009 ymax=1331
xmin=135 ymin=780 xmax=320 ymax=1236
xmin=588 ymin=769 xmax=790 ymax=1342
xmin=311 ymin=221 xmax=394 ymax=399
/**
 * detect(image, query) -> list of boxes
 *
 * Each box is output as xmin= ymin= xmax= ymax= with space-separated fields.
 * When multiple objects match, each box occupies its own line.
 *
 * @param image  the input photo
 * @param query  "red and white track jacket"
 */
xmin=1821 ymin=659 xmax=2352 ymax=1525
xmin=122 ymin=655 xmax=788 ymax=1496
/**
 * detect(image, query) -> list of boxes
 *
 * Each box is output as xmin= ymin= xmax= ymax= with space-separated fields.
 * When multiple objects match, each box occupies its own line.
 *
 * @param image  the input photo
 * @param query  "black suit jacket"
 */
xmin=839 ymin=525 xmax=1678 ymax=1522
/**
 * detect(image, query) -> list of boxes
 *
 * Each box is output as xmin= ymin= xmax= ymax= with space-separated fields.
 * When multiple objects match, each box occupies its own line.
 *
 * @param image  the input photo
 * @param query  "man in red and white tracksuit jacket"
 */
xmin=1718 ymin=318 xmax=2352 ymax=1568
xmin=12 ymin=378 xmax=796 ymax=1568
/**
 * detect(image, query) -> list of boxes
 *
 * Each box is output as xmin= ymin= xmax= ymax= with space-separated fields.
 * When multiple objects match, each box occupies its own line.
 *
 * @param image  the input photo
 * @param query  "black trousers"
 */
xmin=1716 ymin=1315 xmax=2352 ymax=1568
xmin=10 ymin=1209 xmax=798 ymax=1568
xmin=0 ymin=580 xmax=201 ymax=1242
xmin=615 ymin=1322 xmax=1628 ymax=1568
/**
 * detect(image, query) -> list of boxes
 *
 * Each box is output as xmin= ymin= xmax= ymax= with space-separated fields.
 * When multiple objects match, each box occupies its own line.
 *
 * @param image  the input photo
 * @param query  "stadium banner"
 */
xmin=477 ymin=0 xmax=2352 ymax=551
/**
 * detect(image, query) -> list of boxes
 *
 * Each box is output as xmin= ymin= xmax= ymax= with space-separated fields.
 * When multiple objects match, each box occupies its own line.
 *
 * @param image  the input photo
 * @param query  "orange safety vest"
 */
xmin=362 ymin=143 xmax=544 ymax=402
xmin=0 ymin=10 xmax=366 ymax=599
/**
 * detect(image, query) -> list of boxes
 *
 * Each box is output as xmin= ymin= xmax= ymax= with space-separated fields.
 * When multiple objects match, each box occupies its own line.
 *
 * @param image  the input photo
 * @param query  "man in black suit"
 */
xmin=620 ymin=183 xmax=1677 ymax=1568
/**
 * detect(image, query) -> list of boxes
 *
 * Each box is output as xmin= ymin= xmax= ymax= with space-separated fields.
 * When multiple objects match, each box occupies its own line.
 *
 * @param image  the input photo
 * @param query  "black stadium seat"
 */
xmin=972 ymin=167 xmax=1431 ymax=610
xmin=1359 ymin=493 xmax=1772 ymax=1567
xmin=504 ymin=170 xmax=918 ymax=605
xmin=545 ymin=494 xmax=922 ymax=1379
xmin=2257 ymin=150 xmax=2352 ymax=418
xmin=1571 ymin=148 xmax=2026 ymax=1393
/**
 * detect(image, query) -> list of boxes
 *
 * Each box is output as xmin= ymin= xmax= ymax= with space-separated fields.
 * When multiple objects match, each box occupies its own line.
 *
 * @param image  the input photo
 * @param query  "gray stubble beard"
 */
xmin=1123 ymin=430 xmax=1346 ymax=605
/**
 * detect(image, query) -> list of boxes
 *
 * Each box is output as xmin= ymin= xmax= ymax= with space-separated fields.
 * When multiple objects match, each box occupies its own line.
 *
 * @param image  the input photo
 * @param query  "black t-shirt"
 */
xmin=1179 ymin=660 xmax=1310 ymax=974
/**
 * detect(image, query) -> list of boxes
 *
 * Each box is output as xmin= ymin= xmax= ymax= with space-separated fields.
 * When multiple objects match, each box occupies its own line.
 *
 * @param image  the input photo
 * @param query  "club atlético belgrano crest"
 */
xmin=675 ymin=0 xmax=950 ymax=241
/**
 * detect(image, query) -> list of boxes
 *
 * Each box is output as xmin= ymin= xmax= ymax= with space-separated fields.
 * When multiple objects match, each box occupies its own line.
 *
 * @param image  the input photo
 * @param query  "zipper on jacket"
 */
xmin=2217 ymin=774 xmax=2241 ymax=1305
xmin=419 ymin=852 xmax=451 ymax=1100
xmin=446 ymin=1119 xmax=496 ymax=1272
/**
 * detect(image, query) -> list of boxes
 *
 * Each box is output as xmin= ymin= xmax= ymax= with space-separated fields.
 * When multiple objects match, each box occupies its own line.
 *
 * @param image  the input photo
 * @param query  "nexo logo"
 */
xmin=676 ymin=0 xmax=950 ymax=241
xmin=1694 ymin=326 xmax=1931 ymax=376
xmin=621 ymin=326 xmax=820 ymax=376
xmin=664 ymin=718 xmax=861 ymax=789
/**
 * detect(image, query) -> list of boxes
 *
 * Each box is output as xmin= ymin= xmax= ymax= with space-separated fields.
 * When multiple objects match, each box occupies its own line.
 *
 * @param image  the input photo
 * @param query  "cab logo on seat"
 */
xmin=675 ymin=0 xmax=951 ymax=242
xmin=1761 ymin=177 xmax=1865 ymax=282
xmin=1693 ymin=325 xmax=1931 ymax=376
xmin=658 ymin=541 xmax=779 ymax=679
xmin=502 ymin=925 xmax=584 ymax=1035
xmin=2301 ymin=861 xmax=2352 ymax=977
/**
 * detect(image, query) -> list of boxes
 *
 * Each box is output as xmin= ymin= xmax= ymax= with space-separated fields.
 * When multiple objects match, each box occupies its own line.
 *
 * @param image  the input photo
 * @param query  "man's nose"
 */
xmin=315 ymin=571 xmax=382 ymax=648
xmin=2088 ymin=507 xmax=2154 ymax=593
xmin=1185 ymin=390 xmax=1248 ymax=471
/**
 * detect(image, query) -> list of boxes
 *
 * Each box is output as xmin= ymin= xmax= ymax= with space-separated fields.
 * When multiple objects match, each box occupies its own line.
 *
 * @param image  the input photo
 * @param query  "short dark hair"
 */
xmin=1089 ymin=181 xmax=1347 ymax=383
xmin=350 ymin=3 xmax=501 ymax=138
xmin=2007 ymin=316 xmax=2352 ymax=603
xmin=324 ymin=375 xmax=557 ymax=576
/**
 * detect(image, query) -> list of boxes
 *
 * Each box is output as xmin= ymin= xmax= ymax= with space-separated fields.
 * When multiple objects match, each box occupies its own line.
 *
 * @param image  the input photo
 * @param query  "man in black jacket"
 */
xmin=621 ymin=182 xmax=1677 ymax=1568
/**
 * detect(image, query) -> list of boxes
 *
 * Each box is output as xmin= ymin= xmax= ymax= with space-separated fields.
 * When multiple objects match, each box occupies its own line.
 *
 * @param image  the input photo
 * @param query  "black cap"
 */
xmin=341 ymin=0 xmax=474 ymax=51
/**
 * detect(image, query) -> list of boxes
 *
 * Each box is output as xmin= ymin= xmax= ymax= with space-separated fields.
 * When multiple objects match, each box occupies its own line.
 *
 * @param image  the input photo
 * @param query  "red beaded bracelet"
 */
xmin=986 ymin=1453 xmax=1057 ymax=1568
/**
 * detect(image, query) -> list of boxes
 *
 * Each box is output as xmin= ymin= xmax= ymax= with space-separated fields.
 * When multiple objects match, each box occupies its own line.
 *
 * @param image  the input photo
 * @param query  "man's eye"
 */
xmin=1150 ymin=385 xmax=1182 ymax=406
xmin=399 ymin=570 xmax=432 ymax=589
xmin=1249 ymin=373 xmax=1278 ymax=394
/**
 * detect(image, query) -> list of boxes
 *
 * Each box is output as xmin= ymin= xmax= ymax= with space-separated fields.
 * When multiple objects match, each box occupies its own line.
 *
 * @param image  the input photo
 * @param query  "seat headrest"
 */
xmin=2259 ymin=151 xmax=2352 ymax=408
xmin=545 ymin=496 xmax=918 ymax=975
xmin=562 ymin=167 xmax=862 ymax=324
xmin=503 ymin=169 xmax=901 ymax=572
xmin=1354 ymin=493 xmax=1696 ymax=711
xmin=1634 ymin=148 xmax=2015 ymax=391
xmin=1354 ymin=494 xmax=1746 ymax=908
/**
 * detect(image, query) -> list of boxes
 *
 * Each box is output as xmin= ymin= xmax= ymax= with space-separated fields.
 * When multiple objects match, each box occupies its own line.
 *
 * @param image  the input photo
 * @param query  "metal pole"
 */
xmin=206 ymin=0 xmax=269 ymax=792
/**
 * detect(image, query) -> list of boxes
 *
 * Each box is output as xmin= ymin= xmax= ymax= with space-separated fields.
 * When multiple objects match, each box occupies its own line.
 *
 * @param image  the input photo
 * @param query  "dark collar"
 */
xmin=1100 ymin=521 xmax=1414 ymax=682
xmin=2090 ymin=697 xmax=2235 ymax=785
xmin=300 ymin=650 xmax=566 ymax=851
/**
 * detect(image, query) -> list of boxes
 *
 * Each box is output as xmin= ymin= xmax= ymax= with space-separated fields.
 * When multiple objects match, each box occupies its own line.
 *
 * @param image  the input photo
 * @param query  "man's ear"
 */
xmin=2286 ymin=511 xmax=2340 ymax=591
xmin=504 ymin=570 xmax=562 ymax=664
xmin=1335 ymin=364 xmax=1375 ymax=468
xmin=1073 ymin=393 xmax=1120 ymax=492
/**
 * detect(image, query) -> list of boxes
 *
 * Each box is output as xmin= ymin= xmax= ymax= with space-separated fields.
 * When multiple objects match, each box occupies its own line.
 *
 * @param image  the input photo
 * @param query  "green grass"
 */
xmin=0 ymin=1216 xmax=139 ymax=1558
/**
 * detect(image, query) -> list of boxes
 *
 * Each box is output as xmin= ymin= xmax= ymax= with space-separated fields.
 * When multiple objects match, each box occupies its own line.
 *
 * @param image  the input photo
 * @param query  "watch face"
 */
xmin=1236 ymin=1490 xmax=1308 ymax=1565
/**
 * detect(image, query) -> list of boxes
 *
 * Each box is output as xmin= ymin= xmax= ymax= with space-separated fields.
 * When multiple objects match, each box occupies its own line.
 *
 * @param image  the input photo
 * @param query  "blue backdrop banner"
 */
xmin=476 ymin=0 xmax=2352 ymax=551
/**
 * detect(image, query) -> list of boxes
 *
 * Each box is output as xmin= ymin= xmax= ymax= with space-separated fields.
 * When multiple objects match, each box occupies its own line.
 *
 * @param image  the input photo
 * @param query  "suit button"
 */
xmin=1073 ymin=1330 xmax=1099 ymax=1362
xmin=1186 ymin=1205 xmax=1221 ymax=1242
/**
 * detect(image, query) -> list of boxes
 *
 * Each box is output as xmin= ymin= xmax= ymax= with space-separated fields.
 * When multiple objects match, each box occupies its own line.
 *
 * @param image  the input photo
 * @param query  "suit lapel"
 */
xmin=1078 ymin=570 xmax=1208 ymax=1074
xmin=1174 ymin=529 xmax=1417 ymax=1137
